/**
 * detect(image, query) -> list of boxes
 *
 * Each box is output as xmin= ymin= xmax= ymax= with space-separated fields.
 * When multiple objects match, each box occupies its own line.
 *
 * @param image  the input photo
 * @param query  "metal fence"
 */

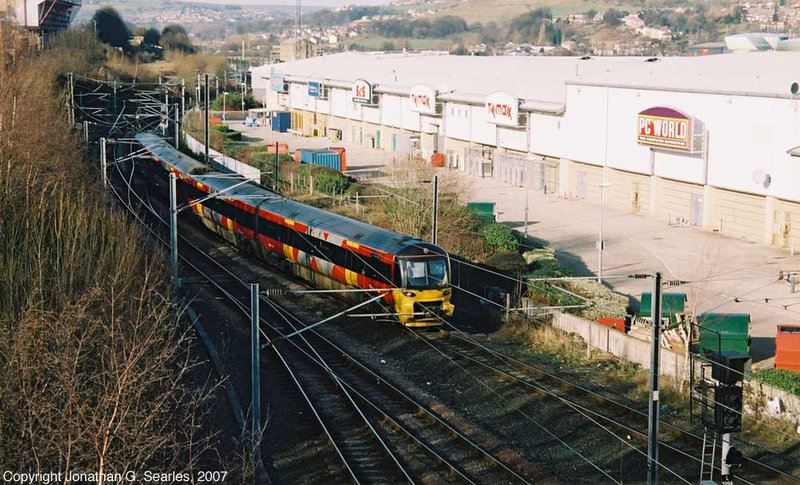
xmin=464 ymin=146 xmax=493 ymax=178
xmin=492 ymin=151 xmax=551 ymax=190
xmin=465 ymin=147 xmax=554 ymax=191
xmin=184 ymin=132 xmax=261 ymax=182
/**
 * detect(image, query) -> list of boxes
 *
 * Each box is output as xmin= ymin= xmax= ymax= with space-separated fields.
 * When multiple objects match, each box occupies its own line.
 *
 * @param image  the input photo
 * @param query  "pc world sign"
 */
xmin=637 ymin=107 xmax=704 ymax=152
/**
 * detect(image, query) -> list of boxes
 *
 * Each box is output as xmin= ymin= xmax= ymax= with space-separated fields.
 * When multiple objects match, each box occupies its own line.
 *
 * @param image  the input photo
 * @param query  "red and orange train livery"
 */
xmin=135 ymin=133 xmax=454 ymax=326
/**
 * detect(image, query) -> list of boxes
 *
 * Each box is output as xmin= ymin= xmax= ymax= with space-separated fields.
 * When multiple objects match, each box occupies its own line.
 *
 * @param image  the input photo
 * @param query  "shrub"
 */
xmin=211 ymin=92 xmax=260 ymax=111
xmin=298 ymin=164 xmax=350 ymax=195
xmin=752 ymin=368 xmax=800 ymax=395
xmin=223 ymin=130 xmax=242 ymax=142
xmin=482 ymin=223 xmax=519 ymax=253
xmin=485 ymin=251 xmax=528 ymax=273
xmin=0 ymin=26 xmax=209 ymax=477
xmin=221 ymin=139 xmax=242 ymax=157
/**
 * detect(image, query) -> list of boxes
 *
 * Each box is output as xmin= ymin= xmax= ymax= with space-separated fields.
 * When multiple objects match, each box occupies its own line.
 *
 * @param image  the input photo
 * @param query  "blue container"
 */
xmin=312 ymin=151 xmax=341 ymax=171
xmin=271 ymin=111 xmax=290 ymax=133
xmin=300 ymin=149 xmax=326 ymax=164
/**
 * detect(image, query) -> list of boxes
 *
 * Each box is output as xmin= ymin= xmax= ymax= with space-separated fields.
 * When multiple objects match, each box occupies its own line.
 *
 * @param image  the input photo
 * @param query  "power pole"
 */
xmin=169 ymin=173 xmax=179 ymax=293
xmin=112 ymin=80 xmax=117 ymax=119
xmin=174 ymin=103 xmax=180 ymax=149
xmin=295 ymin=0 xmax=301 ymax=60
xmin=431 ymin=175 xmax=439 ymax=245
xmin=204 ymin=73 xmax=210 ymax=164
xmin=67 ymin=72 xmax=74 ymax=125
xmin=180 ymin=78 xmax=185 ymax=123
xmin=274 ymin=142 xmax=280 ymax=192
xmin=164 ymin=90 xmax=169 ymax=136
xmin=524 ymin=178 xmax=529 ymax=237
xmin=647 ymin=271 xmax=662 ymax=485
xmin=100 ymin=137 xmax=107 ymax=189
xmin=250 ymin=283 xmax=261 ymax=461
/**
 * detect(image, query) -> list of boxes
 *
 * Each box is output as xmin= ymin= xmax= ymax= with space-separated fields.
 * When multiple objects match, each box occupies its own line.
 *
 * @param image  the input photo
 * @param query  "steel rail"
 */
xmin=262 ymin=298 xmax=535 ymax=484
xmin=113 ymin=152 xmax=532 ymax=483
xmin=107 ymin=153 xmax=361 ymax=483
xmin=439 ymin=330 xmax=797 ymax=484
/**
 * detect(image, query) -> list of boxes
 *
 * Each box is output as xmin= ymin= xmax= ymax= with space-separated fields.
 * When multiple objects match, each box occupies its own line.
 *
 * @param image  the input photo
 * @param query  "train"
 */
xmin=134 ymin=133 xmax=455 ymax=326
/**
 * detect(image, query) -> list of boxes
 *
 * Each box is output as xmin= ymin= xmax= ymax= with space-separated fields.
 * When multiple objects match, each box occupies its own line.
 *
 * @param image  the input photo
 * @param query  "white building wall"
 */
xmin=653 ymin=150 xmax=704 ymax=184
xmin=363 ymin=105 xmax=381 ymax=124
xmin=529 ymin=113 xmax=564 ymax=158
xmin=346 ymin=98 xmax=362 ymax=121
xmin=704 ymin=95 xmax=800 ymax=201
xmin=289 ymin=83 xmax=305 ymax=110
xmin=445 ymin=103 xmax=472 ymax=142
xmin=264 ymin=89 xmax=280 ymax=111
xmin=470 ymin=105 xmax=495 ymax=146
xmin=330 ymin=88 xmax=348 ymax=117
xmin=401 ymin=98 xmax=421 ymax=131
xmin=560 ymin=85 xmax=609 ymax=167
xmin=562 ymin=84 xmax=800 ymax=203
xmin=381 ymin=95 xmax=403 ymax=128
xmin=498 ymin=127 xmax=527 ymax=152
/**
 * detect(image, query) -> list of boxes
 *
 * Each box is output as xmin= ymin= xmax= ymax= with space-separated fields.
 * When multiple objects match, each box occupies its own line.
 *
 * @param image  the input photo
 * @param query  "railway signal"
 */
xmin=715 ymin=384 xmax=743 ymax=433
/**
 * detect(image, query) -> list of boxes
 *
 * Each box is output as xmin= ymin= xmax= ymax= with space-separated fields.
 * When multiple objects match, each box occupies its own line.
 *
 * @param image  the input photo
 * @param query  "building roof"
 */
xmin=254 ymin=50 xmax=800 ymax=110
xmin=253 ymin=52 xmax=645 ymax=110
xmin=568 ymin=50 xmax=800 ymax=99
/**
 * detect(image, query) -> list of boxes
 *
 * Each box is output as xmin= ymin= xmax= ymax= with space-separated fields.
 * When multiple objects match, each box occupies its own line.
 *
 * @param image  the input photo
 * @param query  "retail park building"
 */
xmin=252 ymin=50 xmax=800 ymax=249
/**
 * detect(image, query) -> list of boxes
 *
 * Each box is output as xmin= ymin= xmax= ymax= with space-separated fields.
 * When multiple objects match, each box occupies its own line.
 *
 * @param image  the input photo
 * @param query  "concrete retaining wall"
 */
xmin=552 ymin=312 xmax=688 ymax=381
xmin=551 ymin=311 xmax=800 ymax=421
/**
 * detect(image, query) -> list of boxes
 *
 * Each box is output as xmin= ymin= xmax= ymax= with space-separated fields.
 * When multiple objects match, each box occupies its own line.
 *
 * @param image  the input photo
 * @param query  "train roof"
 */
xmin=136 ymin=133 xmax=442 ymax=257
xmin=136 ymin=133 xmax=209 ymax=175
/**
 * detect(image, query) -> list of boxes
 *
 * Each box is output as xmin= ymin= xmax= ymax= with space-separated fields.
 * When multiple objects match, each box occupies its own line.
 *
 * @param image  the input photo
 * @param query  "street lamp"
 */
xmin=598 ymin=85 xmax=611 ymax=283
xmin=241 ymin=82 xmax=246 ymax=114
xmin=222 ymin=91 xmax=228 ymax=122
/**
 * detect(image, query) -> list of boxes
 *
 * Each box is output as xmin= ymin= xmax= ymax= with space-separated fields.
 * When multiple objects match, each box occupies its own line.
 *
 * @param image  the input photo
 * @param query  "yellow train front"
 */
xmin=390 ymin=246 xmax=455 ymax=327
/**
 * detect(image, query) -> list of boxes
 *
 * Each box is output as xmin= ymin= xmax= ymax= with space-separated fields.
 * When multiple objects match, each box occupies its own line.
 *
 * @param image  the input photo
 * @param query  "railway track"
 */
xmin=108 ymin=139 xmax=799 ymax=484
xmin=109 ymin=159 xmax=549 ymax=483
xmin=177 ymin=217 xmax=540 ymax=484
xmin=414 ymin=328 xmax=799 ymax=484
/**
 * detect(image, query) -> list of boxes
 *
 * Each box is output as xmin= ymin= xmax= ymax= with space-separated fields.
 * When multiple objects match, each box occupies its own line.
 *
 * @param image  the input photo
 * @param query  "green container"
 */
xmin=467 ymin=202 xmax=496 ymax=223
xmin=640 ymin=292 xmax=686 ymax=324
xmin=698 ymin=313 xmax=750 ymax=357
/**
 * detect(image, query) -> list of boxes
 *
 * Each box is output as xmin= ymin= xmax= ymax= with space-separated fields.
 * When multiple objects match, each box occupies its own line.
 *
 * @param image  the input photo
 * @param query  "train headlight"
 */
xmin=442 ymin=289 xmax=451 ymax=296
xmin=403 ymin=291 xmax=417 ymax=298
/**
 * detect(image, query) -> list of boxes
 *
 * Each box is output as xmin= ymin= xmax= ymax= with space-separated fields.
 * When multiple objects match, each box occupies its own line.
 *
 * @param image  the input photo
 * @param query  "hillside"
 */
xmin=429 ymin=0 xmax=709 ymax=25
xmin=433 ymin=0 xmax=617 ymax=24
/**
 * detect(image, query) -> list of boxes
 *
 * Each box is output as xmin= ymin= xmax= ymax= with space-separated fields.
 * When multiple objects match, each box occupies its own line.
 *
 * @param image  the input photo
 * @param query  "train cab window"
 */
xmin=406 ymin=261 xmax=427 ymax=287
xmin=428 ymin=259 xmax=447 ymax=286
xmin=402 ymin=258 xmax=448 ymax=288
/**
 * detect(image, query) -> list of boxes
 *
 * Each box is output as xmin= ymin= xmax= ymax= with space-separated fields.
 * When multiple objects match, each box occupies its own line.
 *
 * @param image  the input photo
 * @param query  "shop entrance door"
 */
xmin=577 ymin=172 xmax=587 ymax=199
xmin=773 ymin=211 xmax=791 ymax=248
xmin=690 ymin=194 xmax=703 ymax=227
